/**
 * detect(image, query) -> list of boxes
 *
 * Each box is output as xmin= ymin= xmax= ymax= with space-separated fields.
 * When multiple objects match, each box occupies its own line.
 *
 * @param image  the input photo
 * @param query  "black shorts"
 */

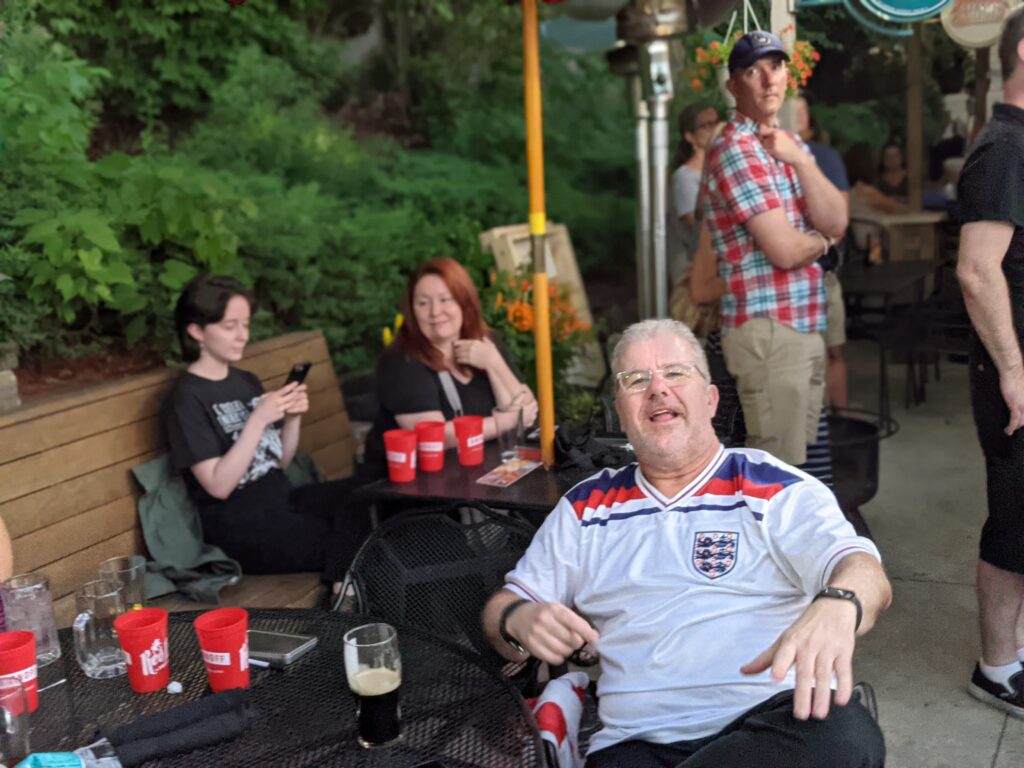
xmin=970 ymin=341 xmax=1024 ymax=573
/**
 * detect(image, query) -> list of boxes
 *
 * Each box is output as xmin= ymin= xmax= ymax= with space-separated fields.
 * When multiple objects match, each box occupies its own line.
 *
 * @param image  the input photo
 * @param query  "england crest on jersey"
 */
xmin=693 ymin=531 xmax=738 ymax=579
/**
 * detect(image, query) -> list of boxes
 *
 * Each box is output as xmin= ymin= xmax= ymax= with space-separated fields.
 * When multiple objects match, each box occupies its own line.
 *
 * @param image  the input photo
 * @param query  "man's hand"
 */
xmin=759 ymin=127 xmax=810 ymax=168
xmin=740 ymin=598 xmax=857 ymax=720
xmin=1000 ymin=368 xmax=1024 ymax=435
xmin=505 ymin=601 xmax=599 ymax=665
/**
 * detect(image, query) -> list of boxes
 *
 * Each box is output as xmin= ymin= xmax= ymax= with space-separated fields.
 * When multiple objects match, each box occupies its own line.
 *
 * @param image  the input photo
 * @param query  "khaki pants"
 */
xmin=824 ymin=272 xmax=847 ymax=349
xmin=722 ymin=318 xmax=826 ymax=465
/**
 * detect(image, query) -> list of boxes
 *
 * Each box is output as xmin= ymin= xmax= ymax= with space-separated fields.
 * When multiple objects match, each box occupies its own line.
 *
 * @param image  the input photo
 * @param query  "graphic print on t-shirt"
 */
xmin=211 ymin=397 xmax=283 ymax=486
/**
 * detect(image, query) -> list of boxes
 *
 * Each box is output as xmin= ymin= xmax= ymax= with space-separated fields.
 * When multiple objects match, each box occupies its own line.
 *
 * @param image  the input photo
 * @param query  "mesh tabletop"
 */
xmin=32 ymin=608 xmax=544 ymax=767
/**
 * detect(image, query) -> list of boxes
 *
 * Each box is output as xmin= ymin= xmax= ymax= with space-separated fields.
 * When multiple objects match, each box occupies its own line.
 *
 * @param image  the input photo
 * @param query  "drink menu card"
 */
xmin=476 ymin=458 xmax=542 ymax=488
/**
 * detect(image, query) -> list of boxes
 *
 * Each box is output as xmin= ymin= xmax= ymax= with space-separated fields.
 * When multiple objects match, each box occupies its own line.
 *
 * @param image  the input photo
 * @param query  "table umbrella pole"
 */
xmin=522 ymin=0 xmax=555 ymax=467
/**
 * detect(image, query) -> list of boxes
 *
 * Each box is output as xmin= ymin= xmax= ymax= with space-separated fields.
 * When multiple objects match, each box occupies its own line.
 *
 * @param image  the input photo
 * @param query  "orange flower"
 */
xmin=495 ymin=291 xmax=505 ymax=309
xmin=699 ymin=67 xmax=708 ymax=77
xmin=812 ymin=51 xmax=821 ymax=62
xmin=506 ymin=274 xmax=516 ymax=289
xmin=520 ymin=279 xmax=531 ymax=293
xmin=507 ymin=301 xmax=534 ymax=333
xmin=691 ymin=79 xmax=703 ymax=91
xmin=710 ymin=55 xmax=720 ymax=65
xmin=696 ymin=48 xmax=708 ymax=63
xmin=710 ymin=41 xmax=720 ymax=50
xmin=548 ymin=283 xmax=558 ymax=298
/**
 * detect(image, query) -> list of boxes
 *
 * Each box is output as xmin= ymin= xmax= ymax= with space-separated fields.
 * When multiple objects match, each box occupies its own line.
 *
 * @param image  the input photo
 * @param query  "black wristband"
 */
xmin=498 ymin=598 xmax=530 ymax=655
xmin=814 ymin=586 xmax=863 ymax=631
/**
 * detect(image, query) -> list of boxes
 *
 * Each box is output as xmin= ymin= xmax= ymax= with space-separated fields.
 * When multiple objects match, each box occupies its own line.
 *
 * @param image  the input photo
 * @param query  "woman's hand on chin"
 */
xmin=453 ymin=338 xmax=500 ymax=370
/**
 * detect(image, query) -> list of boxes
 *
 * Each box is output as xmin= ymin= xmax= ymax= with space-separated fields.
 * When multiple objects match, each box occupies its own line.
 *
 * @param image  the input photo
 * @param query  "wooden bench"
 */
xmin=0 ymin=330 xmax=356 ymax=627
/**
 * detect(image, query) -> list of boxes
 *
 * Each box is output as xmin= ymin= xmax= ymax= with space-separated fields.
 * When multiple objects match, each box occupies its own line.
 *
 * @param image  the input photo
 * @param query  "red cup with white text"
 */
xmin=194 ymin=608 xmax=250 ymax=692
xmin=0 ymin=631 xmax=37 ymax=713
xmin=114 ymin=608 xmax=170 ymax=694
xmin=383 ymin=429 xmax=417 ymax=483
xmin=415 ymin=421 xmax=446 ymax=472
xmin=453 ymin=415 xmax=485 ymax=467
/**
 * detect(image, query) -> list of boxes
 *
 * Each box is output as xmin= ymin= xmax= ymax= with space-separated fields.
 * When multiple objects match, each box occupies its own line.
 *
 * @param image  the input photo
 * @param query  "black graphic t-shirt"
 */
xmin=164 ymin=368 xmax=285 ymax=510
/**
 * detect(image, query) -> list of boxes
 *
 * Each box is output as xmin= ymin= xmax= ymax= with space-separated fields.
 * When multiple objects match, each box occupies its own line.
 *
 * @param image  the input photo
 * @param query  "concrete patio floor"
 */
xmin=845 ymin=339 xmax=1020 ymax=768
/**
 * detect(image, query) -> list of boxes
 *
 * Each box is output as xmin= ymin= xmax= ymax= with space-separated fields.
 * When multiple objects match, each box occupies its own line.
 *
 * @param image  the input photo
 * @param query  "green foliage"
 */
xmin=0 ymin=0 xmax=634 ymax=385
xmin=34 ymin=0 xmax=344 ymax=122
xmin=812 ymin=102 xmax=891 ymax=157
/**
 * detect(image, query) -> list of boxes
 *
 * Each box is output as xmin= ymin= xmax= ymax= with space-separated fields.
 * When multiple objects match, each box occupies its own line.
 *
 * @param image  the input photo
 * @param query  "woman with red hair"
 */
xmin=363 ymin=257 xmax=538 ymax=477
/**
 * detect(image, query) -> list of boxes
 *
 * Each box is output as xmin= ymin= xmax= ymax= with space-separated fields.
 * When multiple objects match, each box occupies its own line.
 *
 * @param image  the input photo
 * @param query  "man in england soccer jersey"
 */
xmin=483 ymin=319 xmax=891 ymax=767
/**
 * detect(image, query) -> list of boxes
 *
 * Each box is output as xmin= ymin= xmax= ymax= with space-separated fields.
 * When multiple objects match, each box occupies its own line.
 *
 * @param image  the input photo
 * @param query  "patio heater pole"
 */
xmin=631 ymin=75 xmax=654 ymax=318
xmin=522 ymin=0 xmax=556 ymax=467
xmin=643 ymin=38 xmax=673 ymax=319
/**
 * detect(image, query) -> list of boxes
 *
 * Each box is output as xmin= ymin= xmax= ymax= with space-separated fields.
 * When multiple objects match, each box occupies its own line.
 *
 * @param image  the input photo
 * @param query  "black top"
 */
xmin=163 ymin=368 xmax=288 ymax=511
xmin=363 ymin=339 xmax=523 ymax=476
xmin=958 ymin=103 xmax=1024 ymax=339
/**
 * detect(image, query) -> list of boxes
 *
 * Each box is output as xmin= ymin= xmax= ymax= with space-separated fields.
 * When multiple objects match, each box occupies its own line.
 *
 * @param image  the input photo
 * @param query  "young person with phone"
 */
xmin=363 ymin=257 xmax=539 ymax=478
xmin=163 ymin=275 xmax=371 ymax=584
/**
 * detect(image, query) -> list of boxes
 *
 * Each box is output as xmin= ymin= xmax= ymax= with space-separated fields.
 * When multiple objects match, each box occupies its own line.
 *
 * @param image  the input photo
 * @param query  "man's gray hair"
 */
xmin=610 ymin=319 xmax=711 ymax=383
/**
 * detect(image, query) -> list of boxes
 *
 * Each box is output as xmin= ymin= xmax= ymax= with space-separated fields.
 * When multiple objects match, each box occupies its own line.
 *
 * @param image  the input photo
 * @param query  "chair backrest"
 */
xmin=341 ymin=503 xmax=537 ymax=666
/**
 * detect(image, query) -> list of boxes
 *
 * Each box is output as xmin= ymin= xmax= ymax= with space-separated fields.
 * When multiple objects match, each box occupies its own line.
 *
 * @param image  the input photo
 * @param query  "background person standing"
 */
xmin=703 ymin=31 xmax=847 ymax=467
xmin=957 ymin=8 xmax=1024 ymax=716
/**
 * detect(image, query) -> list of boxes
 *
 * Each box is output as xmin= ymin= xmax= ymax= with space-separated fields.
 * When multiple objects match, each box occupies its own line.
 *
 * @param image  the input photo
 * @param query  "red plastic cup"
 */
xmin=0 ymin=631 xmax=37 ymax=713
xmin=383 ymin=429 xmax=417 ymax=483
xmin=194 ymin=608 xmax=249 ymax=692
xmin=415 ymin=421 xmax=446 ymax=472
xmin=453 ymin=415 xmax=485 ymax=466
xmin=114 ymin=607 xmax=170 ymax=694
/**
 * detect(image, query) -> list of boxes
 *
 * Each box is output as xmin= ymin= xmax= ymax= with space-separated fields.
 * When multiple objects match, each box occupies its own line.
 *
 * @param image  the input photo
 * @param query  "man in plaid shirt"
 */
xmin=703 ymin=31 xmax=848 ymax=466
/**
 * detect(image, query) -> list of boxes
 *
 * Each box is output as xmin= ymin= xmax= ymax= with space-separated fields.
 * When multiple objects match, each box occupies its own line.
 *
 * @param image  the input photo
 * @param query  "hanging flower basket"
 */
xmin=682 ymin=28 xmax=821 ymax=102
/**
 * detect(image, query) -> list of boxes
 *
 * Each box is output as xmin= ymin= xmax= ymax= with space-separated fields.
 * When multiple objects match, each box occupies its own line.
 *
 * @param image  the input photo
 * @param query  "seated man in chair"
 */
xmin=483 ymin=318 xmax=890 ymax=767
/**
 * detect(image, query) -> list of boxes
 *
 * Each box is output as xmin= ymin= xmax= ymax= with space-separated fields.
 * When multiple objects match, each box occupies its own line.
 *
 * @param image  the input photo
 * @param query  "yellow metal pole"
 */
xmin=522 ymin=0 xmax=555 ymax=467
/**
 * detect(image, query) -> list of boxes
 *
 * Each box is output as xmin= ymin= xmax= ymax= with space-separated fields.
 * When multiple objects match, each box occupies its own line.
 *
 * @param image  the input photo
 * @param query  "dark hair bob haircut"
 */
xmin=174 ymin=274 xmax=256 ymax=362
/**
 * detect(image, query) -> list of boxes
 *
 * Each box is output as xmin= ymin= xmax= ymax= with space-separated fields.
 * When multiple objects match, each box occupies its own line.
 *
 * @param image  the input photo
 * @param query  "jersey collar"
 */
xmin=635 ymin=444 xmax=726 ymax=509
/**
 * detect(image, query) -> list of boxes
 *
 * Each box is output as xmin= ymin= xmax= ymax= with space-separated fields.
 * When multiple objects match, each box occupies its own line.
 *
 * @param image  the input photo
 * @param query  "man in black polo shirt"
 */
xmin=957 ymin=7 xmax=1024 ymax=715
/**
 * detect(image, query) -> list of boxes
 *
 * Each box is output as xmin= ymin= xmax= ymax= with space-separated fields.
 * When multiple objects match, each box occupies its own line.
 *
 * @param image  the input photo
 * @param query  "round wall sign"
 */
xmin=941 ymin=0 xmax=1022 ymax=47
xmin=862 ymin=0 xmax=953 ymax=20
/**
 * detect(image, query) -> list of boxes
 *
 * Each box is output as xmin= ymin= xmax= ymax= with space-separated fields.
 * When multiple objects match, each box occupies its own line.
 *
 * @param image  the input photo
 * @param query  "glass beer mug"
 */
xmin=2 ymin=573 xmax=61 ymax=667
xmin=73 ymin=579 xmax=127 ymax=679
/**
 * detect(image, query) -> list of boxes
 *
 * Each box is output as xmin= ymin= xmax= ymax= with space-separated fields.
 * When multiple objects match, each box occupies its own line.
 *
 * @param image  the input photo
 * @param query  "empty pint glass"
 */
xmin=343 ymin=623 xmax=401 ymax=748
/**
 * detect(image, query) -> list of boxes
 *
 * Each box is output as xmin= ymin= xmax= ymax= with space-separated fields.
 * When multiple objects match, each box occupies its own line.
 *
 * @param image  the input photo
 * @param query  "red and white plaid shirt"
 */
xmin=702 ymin=115 xmax=826 ymax=334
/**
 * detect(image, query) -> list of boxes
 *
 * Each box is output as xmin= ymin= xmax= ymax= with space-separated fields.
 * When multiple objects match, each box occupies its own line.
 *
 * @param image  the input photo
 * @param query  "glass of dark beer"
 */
xmin=343 ymin=623 xmax=402 ymax=748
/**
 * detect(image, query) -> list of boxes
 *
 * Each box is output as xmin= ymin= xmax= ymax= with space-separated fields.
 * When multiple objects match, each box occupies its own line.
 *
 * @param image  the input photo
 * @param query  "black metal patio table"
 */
xmin=31 ymin=608 xmax=545 ymax=767
xmin=363 ymin=443 xmax=595 ymax=524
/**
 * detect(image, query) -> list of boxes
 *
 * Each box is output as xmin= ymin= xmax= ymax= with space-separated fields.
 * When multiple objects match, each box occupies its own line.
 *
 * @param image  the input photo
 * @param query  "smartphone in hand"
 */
xmin=285 ymin=362 xmax=312 ymax=386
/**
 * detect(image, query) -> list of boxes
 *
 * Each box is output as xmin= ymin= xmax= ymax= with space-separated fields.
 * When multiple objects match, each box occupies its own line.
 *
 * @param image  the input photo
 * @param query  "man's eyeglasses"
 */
xmin=615 ymin=362 xmax=707 ymax=394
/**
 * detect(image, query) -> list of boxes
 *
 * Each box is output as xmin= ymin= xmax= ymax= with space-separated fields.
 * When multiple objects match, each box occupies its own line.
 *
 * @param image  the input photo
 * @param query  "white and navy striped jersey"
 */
xmin=505 ymin=444 xmax=880 ymax=755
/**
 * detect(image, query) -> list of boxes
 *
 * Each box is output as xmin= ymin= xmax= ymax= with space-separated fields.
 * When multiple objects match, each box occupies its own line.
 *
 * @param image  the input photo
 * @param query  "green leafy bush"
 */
xmin=34 ymin=0 xmax=345 ymax=122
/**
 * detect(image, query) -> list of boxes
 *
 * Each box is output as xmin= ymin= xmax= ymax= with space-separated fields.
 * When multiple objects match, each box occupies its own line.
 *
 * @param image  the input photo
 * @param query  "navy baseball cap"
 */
xmin=727 ymin=31 xmax=790 ymax=74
